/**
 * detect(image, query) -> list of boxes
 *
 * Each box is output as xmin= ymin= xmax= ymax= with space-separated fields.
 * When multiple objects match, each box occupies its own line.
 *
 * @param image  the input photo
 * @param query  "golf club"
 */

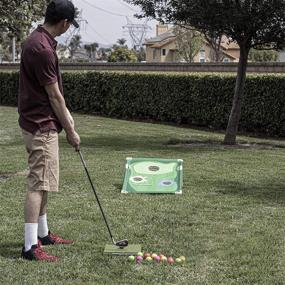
xmin=77 ymin=149 xmax=128 ymax=248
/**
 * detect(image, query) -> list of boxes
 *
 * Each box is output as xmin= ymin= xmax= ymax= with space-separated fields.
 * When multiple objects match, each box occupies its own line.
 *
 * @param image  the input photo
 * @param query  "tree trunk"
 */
xmin=223 ymin=44 xmax=249 ymax=145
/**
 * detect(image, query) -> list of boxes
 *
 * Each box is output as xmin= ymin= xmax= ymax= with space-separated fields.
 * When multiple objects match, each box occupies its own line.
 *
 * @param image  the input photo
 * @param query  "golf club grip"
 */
xmin=78 ymin=150 xmax=115 ymax=242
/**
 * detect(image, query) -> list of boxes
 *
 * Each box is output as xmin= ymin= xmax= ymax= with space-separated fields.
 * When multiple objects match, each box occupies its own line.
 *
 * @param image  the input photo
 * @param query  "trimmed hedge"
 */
xmin=1 ymin=71 xmax=285 ymax=136
xmin=0 ymin=72 xmax=19 ymax=106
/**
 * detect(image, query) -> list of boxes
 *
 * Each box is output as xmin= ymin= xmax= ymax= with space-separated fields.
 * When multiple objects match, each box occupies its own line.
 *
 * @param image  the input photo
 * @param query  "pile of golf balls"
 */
xmin=128 ymin=252 xmax=186 ymax=265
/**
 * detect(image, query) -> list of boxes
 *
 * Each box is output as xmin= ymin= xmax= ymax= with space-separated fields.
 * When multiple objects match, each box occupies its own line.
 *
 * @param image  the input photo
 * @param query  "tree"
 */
xmin=0 ymin=33 xmax=12 ymax=62
xmin=173 ymin=26 xmax=204 ymax=62
xmin=57 ymin=43 xmax=70 ymax=62
xmin=248 ymin=49 xmax=278 ymax=62
xmin=0 ymin=0 xmax=47 ymax=62
xmin=84 ymin=42 xmax=99 ymax=62
xmin=97 ymin=47 xmax=112 ymax=61
xmin=175 ymin=25 xmax=225 ymax=62
xmin=136 ymin=47 xmax=146 ymax=62
xmin=206 ymin=34 xmax=225 ymax=62
xmin=117 ymin=38 xmax=127 ymax=46
xmin=108 ymin=41 xmax=137 ymax=62
xmin=0 ymin=31 xmax=24 ymax=62
xmin=126 ymin=0 xmax=285 ymax=144
xmin=0 ymin=0 xmax=47 ymax=36
xmin=68 ymin=35 xmax=82 ymax=61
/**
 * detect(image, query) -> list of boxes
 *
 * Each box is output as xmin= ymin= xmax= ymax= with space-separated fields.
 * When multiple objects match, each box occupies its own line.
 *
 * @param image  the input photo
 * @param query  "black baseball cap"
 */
xmin=46 ymin=0 xmax=79 ymax=28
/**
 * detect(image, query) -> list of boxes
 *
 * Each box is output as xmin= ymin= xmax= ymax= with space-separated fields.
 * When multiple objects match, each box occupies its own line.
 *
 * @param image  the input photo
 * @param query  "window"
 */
xmin=223 ymin=58 xmax=230 ymax=62
xmin=199 ymin=49 xmax=205 ymax=62
xmin=162 ymin=49 xmax=166 ymax=56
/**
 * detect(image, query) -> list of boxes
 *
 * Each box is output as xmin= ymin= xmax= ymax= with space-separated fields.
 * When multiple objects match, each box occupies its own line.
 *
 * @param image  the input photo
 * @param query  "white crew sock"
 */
xmin=24 ymin=223 xmax=38 ymax=252
xmin=38 ymin=214 xmax=49 ymax=238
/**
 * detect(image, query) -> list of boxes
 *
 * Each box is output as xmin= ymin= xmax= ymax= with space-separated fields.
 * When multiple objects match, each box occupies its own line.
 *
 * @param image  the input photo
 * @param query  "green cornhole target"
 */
xmin=121 ymin=158 xmax=183 ymax=194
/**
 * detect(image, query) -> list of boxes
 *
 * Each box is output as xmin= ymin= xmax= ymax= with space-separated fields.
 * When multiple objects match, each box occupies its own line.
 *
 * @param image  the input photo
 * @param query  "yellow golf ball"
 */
xmin=151 ymin=253 xmax=158 ymax=259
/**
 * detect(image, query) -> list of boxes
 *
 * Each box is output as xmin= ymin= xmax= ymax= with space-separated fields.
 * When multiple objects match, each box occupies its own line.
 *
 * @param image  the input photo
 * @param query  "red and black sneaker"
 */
xmin=21 ymin=244 xmax=60 ymax=262
xmin=39 ymin=231 xmax=74 ymax=245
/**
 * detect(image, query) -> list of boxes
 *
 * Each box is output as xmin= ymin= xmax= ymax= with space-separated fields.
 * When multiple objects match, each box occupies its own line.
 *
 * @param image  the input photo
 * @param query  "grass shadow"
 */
xmin=167 ymin=138 xmax=285 ymax=149
xmin=113 ymin=183 xmax=123 ymax=191
xmin=60 ymin=135 xmax=164 ymax=151
xmin=0 ymin=242 xmax=22 ymax=259
xmin=88 ymin=135 xmax=164 ymax=150
xmin=59 ymin=135 xmax=242 ymax=155
xmin=213 ymin=178 xmax=285 ymax=205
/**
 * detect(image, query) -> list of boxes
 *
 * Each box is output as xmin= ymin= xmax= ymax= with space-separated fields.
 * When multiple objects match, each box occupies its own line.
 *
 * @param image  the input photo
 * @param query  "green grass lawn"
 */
xmin=0 ymin=105 xmax=285 ymax=285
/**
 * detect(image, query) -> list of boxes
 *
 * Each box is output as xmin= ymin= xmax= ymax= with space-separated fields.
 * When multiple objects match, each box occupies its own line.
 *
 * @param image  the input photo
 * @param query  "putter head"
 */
xmin=115 ymin=239 xmax=128 ymax=248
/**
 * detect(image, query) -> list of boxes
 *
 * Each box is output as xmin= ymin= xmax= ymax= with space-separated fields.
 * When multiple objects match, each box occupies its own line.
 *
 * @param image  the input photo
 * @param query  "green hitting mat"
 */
xmin=121 ymin=157 xmax=183 ymax=194
xmin=103 ymin=244 xmax=142 ymax=255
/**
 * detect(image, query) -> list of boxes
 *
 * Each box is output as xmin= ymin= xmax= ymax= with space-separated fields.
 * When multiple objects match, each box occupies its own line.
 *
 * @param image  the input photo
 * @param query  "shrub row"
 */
xmin=1 ymin=71 xmax=285 ymax=136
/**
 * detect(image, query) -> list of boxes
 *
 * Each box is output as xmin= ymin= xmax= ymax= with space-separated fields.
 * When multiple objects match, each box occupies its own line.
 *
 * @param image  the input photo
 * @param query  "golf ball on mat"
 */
xmin=179 ymin=256 xmax=186 ymax=262
xmin=151 ymin=253 xmax=158 ymax=258
xmin=128 ymin=255 xmax=135 ymax=262
xmin=175 ymin=258 xmax=182 ymax=263
xmin=145 ymin=256 xmax=153 ymax=262
xmin=160 ymin=256 xmax=167 ymax=262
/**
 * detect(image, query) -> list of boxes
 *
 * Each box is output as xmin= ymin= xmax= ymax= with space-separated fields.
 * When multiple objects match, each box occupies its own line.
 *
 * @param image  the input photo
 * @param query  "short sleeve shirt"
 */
xmin=18 ymin=25 xmax=63 ymax=134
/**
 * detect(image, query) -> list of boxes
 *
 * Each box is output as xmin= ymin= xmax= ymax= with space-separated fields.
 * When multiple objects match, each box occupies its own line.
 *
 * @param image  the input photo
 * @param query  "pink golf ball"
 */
xmin=167 ymin=257 xmax=175 ymax=264
xmin=136 ymin=256 xmax=143 ymax=264
xmin=154 ymin=256 xmax=161 ymax=262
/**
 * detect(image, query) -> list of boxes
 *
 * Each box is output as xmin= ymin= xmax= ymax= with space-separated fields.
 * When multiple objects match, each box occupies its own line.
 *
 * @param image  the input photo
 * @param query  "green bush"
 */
xmin=1 ymin=71 xmax=285 ymax=136
xmin=0 ymin=72 xmax=19 ymax=106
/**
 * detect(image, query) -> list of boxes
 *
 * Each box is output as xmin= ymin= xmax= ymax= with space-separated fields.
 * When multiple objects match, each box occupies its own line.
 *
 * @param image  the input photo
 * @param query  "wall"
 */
xmin=1 ymin=62 xmax=285 ymax=73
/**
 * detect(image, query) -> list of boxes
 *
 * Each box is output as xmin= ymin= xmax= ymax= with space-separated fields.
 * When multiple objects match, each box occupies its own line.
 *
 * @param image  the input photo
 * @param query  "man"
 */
xmin=18 ymin=0 xmax=81 ymax=262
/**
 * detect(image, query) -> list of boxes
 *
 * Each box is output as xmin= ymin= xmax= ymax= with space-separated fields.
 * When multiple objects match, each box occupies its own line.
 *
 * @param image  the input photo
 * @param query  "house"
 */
xmin=72 ymin=47 xmax=90 ymax=61
xmin=57 ymin=46 xmax=90 ymax=62
xmin=278 ymin=51 xmax=285 ymax=62
xmin=144 ymin=24 xmax=240 ymax=63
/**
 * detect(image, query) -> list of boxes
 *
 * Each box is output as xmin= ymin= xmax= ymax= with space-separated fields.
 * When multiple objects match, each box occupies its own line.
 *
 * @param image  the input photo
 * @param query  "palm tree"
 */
xmin=117 ymin=38 xmax=127 ymax=46
xmin=84 ymin=42 xmax=99 ymax=62
xmin=68 ymin=35 xmax=82 ymax=61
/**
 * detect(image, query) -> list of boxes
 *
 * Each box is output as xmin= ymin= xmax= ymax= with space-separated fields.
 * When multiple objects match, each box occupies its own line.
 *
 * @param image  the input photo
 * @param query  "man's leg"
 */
xmin=21 ymin=129 xmax=59 ymax=261
xmin=23 ymin=189 xmax=59 ymax=261
xmin=24 ymin=190 xmax=43 ymax=251
xmin=38 ymin=192 xmax=49 ymax=238
xmin=36 ymin=130 xmax=74 ymax=246
xmin=39 ymin=191 xmax=48 ymax=216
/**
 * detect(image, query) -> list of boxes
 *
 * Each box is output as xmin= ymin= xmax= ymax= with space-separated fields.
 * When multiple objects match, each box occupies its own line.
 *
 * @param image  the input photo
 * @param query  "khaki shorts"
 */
xmin=22 ymin=129 xmax=59 ymax=192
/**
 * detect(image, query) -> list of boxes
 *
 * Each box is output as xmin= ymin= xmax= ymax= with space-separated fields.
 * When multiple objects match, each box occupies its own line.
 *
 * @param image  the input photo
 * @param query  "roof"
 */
xmin=144 ymin=31 xmax=175 ymax=44
xmin=221 ymin=50 xmax=238 ymax=60
xmin=150 ymin=37 xmax=176 ymax=48
xmin=221 ymin=41 xmax=239 ymax=50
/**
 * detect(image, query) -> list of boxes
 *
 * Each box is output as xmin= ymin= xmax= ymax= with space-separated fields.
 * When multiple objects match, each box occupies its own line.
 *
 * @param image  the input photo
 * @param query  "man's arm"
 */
xmin=45 ymin=82 xmax=80 ymax=149
xmin=66 ymin=108 xmax=74 ymax=127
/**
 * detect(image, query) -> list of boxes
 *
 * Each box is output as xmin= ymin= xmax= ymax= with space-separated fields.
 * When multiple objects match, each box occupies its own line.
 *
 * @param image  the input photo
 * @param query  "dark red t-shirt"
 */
xmin=18 ymin=25 xmax=63 ymax=134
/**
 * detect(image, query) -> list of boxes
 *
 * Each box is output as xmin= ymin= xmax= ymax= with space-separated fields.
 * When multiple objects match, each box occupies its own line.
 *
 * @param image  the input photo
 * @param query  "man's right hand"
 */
xmin=66 ymin=130 xmax=81 ymax=150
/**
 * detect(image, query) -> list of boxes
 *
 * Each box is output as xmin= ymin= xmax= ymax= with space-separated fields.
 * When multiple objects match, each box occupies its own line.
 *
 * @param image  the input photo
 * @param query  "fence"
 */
xmin=1 ymin=62 xmax=285 ymax=73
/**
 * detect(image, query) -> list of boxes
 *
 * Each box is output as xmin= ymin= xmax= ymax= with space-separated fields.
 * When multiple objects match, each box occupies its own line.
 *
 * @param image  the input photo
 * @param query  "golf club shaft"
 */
xmin=77 ymin=150 xmax=115 ymax=244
